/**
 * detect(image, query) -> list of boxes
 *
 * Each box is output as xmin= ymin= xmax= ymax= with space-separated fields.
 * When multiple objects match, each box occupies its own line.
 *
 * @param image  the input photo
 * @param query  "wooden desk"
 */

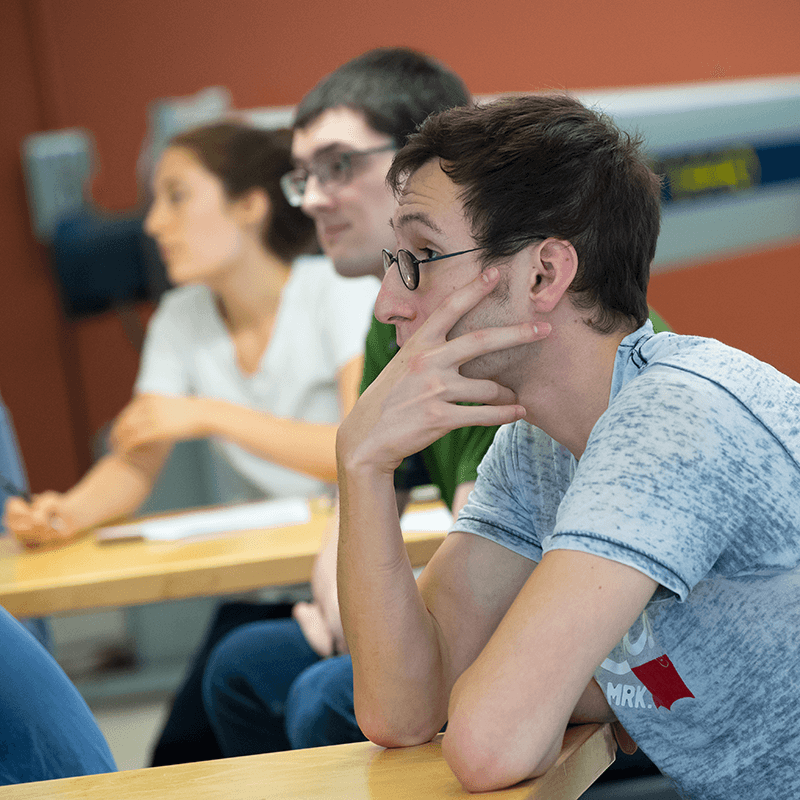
xmin=0 ymin=503 xmax=446 ymax=618
xmin=0 ymin=724 xmax=616 ymax=799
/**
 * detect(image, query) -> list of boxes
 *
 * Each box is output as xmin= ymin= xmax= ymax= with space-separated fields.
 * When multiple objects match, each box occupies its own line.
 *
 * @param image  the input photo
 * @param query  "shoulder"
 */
xmin=366 ymin=318 xmax=398 ymax=359
xmin=142 ymin=285 xmax=219 ymax=355
xmin=288 ymin=254 xmax=331 ymax=281
xmin=633 ymin=333 xmax=800 ymax=418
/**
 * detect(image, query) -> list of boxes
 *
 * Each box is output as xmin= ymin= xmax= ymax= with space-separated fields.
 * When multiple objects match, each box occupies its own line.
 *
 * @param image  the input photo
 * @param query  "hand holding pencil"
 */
xmin=3 ymin=491 xmax=76 ymax=549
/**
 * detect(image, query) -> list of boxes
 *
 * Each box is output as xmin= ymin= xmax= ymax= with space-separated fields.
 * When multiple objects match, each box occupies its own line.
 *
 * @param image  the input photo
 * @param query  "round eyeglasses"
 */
xmin=280 ymin=145 xmax=396 ymax=207
xmin=382 ymin=247 xmax=485 ymax=291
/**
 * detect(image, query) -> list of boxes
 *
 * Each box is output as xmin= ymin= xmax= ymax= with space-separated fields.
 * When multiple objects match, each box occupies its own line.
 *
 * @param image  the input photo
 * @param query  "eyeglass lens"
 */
xmin=382 ymin=249 xmax=419 ymax=290
xmin=283 ymin=146 xmax=394 ymax=207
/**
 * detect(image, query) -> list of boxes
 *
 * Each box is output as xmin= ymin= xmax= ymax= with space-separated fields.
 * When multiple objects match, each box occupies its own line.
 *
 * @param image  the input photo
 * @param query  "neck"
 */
xmin=514 ymin=318 xmax=631 ymax=460
xmin=212 ymin=245 xmax=292 ymax=331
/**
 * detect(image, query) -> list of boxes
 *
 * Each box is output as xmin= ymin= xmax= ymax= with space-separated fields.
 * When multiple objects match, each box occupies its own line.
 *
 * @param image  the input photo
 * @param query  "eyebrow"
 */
xmin=391 ymin=211 xmax=444 ymax=236
xmin=292 ymin=142 xmax=346 ymax=169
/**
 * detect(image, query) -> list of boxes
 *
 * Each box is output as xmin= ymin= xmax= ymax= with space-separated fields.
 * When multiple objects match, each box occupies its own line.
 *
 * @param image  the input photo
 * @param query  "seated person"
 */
xmin=0 ymin=606 xmax=116 ymax=785
xmin=200 ymin=50 xmax=670 ymax=780
xmin=336 ymin=95 xmax=800 ymax=798
xmin=3 ymin=121 xmax=378 ymax=546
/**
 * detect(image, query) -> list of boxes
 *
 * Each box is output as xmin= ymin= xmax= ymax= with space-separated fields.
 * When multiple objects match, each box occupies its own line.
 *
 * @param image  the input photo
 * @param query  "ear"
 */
xmin=526 ymin=238 xmax=578 ymax=313
xmin=233 ymin=187 xmax=271 ymax=231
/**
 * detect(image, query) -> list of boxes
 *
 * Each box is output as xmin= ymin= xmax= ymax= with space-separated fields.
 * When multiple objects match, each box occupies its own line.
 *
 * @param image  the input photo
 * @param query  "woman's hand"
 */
xmin=3 ymin=492 xmax=81 ymax=549
xmin=110 ymin=394 xmax=207 ymax=454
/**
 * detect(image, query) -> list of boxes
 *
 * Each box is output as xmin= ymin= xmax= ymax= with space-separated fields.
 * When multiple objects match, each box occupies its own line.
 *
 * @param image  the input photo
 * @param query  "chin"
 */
xmin=330 ymin=252 xmax=379 ymax=279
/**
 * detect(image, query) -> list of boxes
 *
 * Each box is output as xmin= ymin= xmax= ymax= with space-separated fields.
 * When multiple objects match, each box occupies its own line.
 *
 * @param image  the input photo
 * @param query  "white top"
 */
xmin=135 ymin=255 xmax=379 ymax=501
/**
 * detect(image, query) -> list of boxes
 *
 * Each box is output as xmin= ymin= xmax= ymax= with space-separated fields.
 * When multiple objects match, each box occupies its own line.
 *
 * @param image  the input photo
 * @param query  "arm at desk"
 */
xmin=3 ymin=443 xmax=170 ymax=548
xmin=110 ymin=356 xmax=365 ymax=485
xmin=0 ymin=724 xmax=616 ymax=800
xmin=293 ymin=486 xmax=418 ymax=658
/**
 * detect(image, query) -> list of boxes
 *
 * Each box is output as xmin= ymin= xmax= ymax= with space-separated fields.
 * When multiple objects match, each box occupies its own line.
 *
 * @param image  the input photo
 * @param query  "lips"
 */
xmin=320 ymin=222 xmax=349 ymax=243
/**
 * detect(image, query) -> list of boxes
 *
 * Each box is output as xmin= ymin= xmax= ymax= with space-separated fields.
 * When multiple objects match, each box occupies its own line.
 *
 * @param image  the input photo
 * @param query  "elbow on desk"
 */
xmin=441 ymin=707 xmax=561 ymax=793
xmin=356 ymin=701 xmax=442 ymax=750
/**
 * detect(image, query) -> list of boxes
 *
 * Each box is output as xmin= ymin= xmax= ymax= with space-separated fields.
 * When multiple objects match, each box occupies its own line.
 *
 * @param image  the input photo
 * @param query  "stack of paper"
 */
xmin=98 ymin=498 xmax=311 ymax=542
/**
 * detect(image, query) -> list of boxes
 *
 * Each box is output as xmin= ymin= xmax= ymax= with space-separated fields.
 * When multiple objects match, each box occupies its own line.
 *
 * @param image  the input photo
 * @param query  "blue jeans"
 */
xmin=203 ymin=618 xmax=364 ymax=756
xmin=151 ymin=601 xmax=295 ymax=765
xmin=0 ymin=606 xmax=116 ymax=785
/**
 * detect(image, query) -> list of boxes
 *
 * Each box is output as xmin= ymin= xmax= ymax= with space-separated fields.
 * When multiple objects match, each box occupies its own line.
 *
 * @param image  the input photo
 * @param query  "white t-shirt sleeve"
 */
xmin=315 ymin=259 xmax=379 ymax=370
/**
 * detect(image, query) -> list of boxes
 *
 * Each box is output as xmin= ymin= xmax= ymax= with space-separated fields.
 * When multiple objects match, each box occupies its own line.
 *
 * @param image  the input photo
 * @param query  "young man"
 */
xmin=336 ymin=95 xmax=800 ymax=798
xmin=202 ymin=51 xmax=670 ymax=772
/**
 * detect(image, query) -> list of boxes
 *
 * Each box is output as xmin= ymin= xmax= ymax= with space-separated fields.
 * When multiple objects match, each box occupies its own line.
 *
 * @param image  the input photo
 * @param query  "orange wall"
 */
xmin=2 ymin=0 xmax=799 ymax=491
xmin=649 ymin=241 xmax=800 ymax=379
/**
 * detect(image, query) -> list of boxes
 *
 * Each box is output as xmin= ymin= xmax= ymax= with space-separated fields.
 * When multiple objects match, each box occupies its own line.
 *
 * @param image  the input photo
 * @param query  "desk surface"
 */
xmin=0 ymin=725 xmax=616 ymax=800
xmin=0 ymin=503 xmax=446 ymax=618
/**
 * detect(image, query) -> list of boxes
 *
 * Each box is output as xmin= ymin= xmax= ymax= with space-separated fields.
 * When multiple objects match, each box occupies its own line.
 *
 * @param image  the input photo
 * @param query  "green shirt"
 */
xmin=360 ymin=309 xmax=671 ymax=510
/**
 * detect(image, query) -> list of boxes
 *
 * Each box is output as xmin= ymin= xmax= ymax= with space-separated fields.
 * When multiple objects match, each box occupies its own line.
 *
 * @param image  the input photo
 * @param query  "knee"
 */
xmin=285 ymin=656 xmax=359 ymax=749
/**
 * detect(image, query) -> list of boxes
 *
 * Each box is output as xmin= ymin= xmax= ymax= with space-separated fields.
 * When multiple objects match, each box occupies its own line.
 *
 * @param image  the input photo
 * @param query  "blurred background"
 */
xmin=2 ymin=0 xmax=798 ymax=497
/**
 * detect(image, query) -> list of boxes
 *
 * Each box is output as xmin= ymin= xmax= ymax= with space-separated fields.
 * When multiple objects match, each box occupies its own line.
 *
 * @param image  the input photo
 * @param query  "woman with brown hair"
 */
xmin=5 ymin=121 xmax=378 ymax=545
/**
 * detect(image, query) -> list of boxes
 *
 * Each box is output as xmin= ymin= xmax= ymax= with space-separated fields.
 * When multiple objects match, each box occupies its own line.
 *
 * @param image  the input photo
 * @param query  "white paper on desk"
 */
xmin=399 ymin=505 xmax=453 ymax=533
xmin=98 ymin=498 xmax=311 ymax=542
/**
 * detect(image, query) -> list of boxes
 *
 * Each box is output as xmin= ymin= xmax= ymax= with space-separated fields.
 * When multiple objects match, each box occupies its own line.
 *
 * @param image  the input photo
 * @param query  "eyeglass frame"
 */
xmin=280 ymin=144 xmax=396 ymax=207
xmin=382 ymin=247 xmax=485 ymax=291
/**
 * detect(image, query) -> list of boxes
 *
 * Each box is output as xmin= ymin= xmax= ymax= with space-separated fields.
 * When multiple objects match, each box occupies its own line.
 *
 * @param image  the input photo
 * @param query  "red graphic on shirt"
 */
xmin=631 ymin=655 xmax=695 ymax=710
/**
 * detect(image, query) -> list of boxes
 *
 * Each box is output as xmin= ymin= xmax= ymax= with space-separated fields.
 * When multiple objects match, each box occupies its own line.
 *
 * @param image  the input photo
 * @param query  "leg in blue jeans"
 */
xmin=0 ymin=607 xmax=116 ymax=785
xmin=285 ymin=654 xmax=364 ymax=748
xmin=150 ymin=601 xmax=293 ymax=766
xmin=203 ymin=618 xmax=322 ymax=755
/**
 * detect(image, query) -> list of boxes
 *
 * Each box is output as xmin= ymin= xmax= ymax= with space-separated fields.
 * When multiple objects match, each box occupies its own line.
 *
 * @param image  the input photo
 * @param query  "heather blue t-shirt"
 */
xmin=456 ymin=323 xmax=800 ymax=798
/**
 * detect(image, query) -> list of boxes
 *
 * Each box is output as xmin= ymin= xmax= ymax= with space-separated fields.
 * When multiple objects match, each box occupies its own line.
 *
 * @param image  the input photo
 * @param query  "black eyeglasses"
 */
xmin=382 ymin=247 xmax=484 ymax=291
xmin=280 ymin=145 xmax=396 ymax=207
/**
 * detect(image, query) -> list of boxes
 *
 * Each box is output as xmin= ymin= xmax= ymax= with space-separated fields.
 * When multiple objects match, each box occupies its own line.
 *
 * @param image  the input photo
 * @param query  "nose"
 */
xmin=300 ymin=173 xmax=336 ymax=216
xmin=143 ymin=200 xmax=164 ymax=238
xmin=374 ymin=260 xmax=417 ymax=328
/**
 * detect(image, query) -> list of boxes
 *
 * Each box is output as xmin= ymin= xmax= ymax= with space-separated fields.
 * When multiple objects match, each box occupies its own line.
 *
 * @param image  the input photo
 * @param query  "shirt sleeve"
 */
xmin=133 ymin=290 xmax=193 ymax=397
xmin=453 ymin=422 xmax=574 ymax=561
xmin=546 ymin=367 xmax=762 ymax=600
xmin=0 ymin=395 xmax=27 ymax=514
xmin=421 ymin=423 xmax=499 ymax=510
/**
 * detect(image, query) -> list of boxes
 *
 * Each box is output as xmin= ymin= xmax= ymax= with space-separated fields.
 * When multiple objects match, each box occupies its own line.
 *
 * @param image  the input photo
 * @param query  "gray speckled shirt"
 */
xmin=455 ymin=323 xmax=800 ymax=798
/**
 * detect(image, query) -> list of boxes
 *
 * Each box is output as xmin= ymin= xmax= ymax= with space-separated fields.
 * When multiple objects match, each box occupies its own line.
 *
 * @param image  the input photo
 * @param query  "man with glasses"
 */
xmin=336 ymin=95 xmax=800 ymax=797
xmin=198 ymin=49 xmax=671 ymax=773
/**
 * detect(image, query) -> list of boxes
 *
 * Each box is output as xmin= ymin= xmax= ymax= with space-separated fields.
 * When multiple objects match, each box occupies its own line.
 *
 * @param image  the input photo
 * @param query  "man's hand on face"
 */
xmin=336 ymin=268 xmax=550 ymax=476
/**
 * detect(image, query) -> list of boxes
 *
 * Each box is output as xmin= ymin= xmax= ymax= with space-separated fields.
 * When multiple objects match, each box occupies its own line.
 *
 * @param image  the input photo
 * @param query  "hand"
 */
xmin=110 ymin=394 xmax=205 ymax=454
xmin=337 ymin=268 xmax=550 ymax=475
xmin=3 ymin=492 xmax=81 ymax=549
xmin=309 ymin=518 xmax=348 ymax=655
xmin=292 ymin=602 xmax=335 ymax=658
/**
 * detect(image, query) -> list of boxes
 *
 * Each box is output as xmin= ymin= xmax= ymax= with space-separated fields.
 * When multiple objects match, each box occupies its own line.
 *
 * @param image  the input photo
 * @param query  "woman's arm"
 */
xmin=4 ymin=439 xmax=171 ymax=548
xmin=112 ymin=356 xmax=366 ymax=485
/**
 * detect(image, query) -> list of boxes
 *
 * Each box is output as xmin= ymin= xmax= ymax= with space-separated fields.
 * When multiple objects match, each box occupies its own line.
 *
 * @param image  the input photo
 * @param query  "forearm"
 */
xmin=337 ymin=461 xmax=448 ymax=746
xmin=199 ymin=399 xmax=338 ymax=483
xmin=61 ymin=446 xmax=168 ymax=531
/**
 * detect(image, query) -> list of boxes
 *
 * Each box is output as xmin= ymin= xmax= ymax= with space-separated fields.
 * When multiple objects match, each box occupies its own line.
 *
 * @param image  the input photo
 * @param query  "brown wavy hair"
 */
xmin=387 ymin=94 xmax=662 ymax=334
xmin=172 ymin=122 xmax=318 ymax=263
